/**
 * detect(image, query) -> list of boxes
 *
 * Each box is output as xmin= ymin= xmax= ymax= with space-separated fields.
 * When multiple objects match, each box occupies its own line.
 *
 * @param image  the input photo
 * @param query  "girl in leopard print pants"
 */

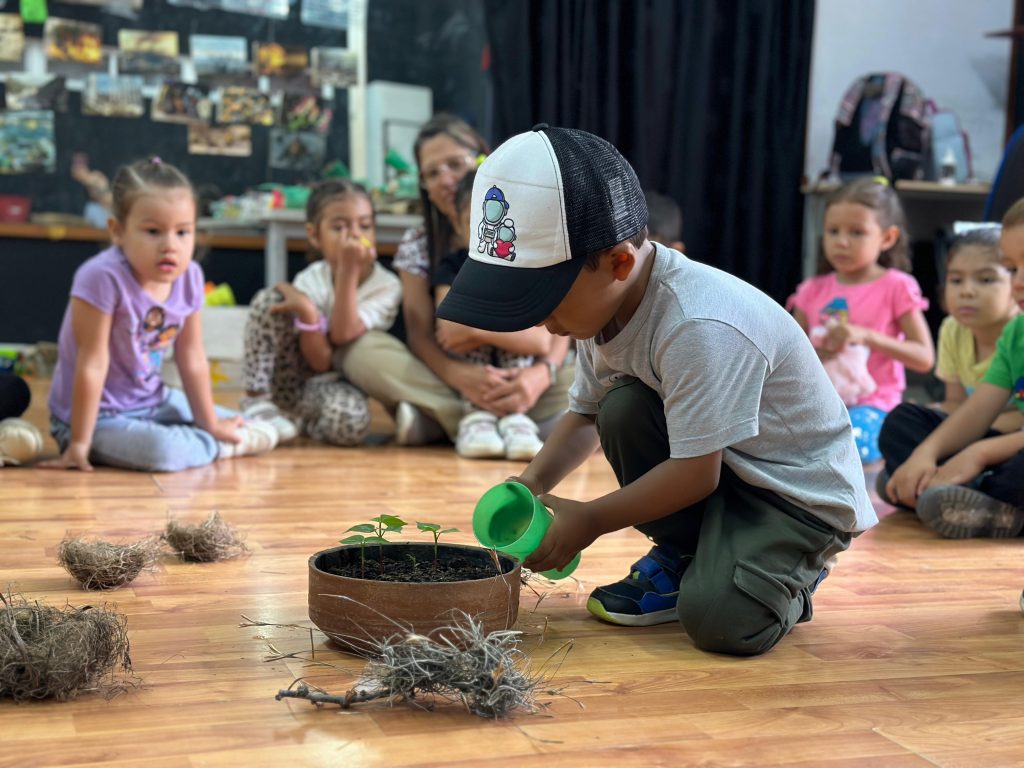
xmin=244 ymin=288 xmax=370 ymax=446
xmin=242 ymin=180 xmax=402 ymax=446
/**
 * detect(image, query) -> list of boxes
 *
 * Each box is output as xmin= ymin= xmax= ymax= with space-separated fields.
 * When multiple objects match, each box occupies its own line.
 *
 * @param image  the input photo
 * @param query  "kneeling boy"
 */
xmin=438 ymin=125 xmax=875 ymax=656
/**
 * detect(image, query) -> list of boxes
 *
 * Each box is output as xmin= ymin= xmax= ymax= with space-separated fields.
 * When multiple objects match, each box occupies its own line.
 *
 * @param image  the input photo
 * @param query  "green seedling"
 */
xmin=416 ymin=522 xmax=459 ymax=567
xmin=341 ymin=515 xmax=407 ymax=577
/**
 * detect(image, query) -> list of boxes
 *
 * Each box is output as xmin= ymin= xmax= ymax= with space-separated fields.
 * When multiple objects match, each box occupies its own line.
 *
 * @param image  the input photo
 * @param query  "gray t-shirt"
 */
xmin=569 ymin=245 xmax=877 ymax=533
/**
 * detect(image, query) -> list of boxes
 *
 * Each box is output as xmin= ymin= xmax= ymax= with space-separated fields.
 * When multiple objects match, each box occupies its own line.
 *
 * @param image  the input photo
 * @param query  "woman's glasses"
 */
xmin=420 ymin=154 xmax=477 ymax=188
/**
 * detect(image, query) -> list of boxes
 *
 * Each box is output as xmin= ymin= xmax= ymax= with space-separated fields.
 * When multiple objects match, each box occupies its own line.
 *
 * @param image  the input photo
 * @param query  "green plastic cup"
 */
xmin=472 ymin=481 xmax=580 ymax=580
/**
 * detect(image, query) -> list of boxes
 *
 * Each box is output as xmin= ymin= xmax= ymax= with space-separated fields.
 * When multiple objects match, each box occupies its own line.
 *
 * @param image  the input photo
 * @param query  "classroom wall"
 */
xmin=805 ymin=0 xmax=1014 ymax=183
xmin=0 ymin=0 xmax=486 ymax=218
xmin=0 ymin=0 xmax=486 ymax=345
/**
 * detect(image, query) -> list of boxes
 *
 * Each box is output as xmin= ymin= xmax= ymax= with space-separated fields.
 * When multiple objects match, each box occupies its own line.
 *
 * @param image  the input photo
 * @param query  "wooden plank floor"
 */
xmin=2 ymin=376 xmax=1023 ymax=767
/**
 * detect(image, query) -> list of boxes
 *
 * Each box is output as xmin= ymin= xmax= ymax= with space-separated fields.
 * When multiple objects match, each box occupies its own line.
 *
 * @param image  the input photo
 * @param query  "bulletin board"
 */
xmin=0 ymin=0 xmax=357 ymax=216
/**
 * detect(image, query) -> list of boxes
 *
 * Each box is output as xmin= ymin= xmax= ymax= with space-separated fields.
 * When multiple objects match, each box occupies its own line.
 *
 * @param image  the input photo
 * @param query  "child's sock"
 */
xmin=240 ymin=395 xmax=299 ymax=442
xmin=0 ymin=418 xmax=44 ymax=466
xmin=217 ymin=421 xmax=278 ymax=460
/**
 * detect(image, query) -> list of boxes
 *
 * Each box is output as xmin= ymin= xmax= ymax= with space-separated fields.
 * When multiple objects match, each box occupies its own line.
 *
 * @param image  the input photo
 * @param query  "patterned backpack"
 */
xmin=828 ymin=73 xmax=930 ymax=182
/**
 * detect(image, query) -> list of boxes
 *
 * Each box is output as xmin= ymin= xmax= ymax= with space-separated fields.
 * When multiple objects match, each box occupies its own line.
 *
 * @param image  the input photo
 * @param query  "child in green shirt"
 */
xmin=886 ymin=201 xmax=1024 ymax=538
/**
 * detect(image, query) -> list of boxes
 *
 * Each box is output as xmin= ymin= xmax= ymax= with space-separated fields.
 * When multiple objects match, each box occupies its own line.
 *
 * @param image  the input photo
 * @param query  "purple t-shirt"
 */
xmin=48 ymin=246 xmax=205 ymax=422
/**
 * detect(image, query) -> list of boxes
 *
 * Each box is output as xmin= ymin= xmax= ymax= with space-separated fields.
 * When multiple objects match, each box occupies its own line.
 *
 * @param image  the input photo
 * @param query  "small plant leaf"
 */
xmin=373 ymin=514 xmax=407 ymax=528
xmin=362 ymin=536 xmax=389 ymax=545
xmin=417 ymin=522 xmax=441 ymax=533
xmin=346 ymin=523 xmax=376 ymax=534
xmin=340 ymin=535 xmax=365 ymax=544
xmin=441 ymin=528 xmax=459 ymax=534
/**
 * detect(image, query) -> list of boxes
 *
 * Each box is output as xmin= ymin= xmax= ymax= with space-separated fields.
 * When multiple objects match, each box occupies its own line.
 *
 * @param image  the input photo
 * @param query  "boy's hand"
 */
xmin=204 ymin=415 xmax=246 ymax=444
xmin=886 ymin=454 xmax=938 ymax=507
xmin=269 ymin=283 xmax=317 ymax=320
xmin=39 ymin=442 xmax=94 ymax=471
xmin=926 ymin=445 xmax=986 ymax=490
xmin=507 ymin=473 xmax=544 ymax=496
xmin=522 ymin=494 xmax=597 ymax=573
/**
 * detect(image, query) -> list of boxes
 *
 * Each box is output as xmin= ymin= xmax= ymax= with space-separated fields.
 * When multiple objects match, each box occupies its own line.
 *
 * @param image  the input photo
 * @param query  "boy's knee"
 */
xmin=678 ymin=571 xmax=796 ymax=657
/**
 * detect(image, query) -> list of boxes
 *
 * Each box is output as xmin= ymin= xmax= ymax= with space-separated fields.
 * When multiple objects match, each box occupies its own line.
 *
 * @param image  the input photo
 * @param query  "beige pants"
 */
xmin=334 ymin=330 xmax=573 ymax=440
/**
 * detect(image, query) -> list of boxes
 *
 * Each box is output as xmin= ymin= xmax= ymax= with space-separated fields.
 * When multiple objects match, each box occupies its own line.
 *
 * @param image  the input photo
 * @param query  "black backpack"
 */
xmin=828 ymin=73 xmax=929 ymax=182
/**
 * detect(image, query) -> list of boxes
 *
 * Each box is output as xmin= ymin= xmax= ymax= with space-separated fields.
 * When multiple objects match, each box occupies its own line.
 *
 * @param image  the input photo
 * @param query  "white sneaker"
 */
xmin=498 ymin=413 xmax=543 ymax=461
xmin=455 ymin=411 xmax=505 ymax=459
xmin=218 ymin=421 xmax=279 ymax=460
xmin=240 ymin=396 xmax=299 ymax=442
xmin=394 ymin=401 xmax=444 ymax=446
xmin=0 ymin=418 xmax=44 ymax=467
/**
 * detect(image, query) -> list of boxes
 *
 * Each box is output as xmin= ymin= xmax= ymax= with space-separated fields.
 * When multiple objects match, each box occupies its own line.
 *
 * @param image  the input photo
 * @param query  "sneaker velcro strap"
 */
xmin=632 ymin=555 xmax=679 ymax=594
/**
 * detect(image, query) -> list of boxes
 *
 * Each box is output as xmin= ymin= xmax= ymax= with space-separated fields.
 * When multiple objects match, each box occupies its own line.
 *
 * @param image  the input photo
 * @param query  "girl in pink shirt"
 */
xmin=789 ymin=178 xmax=934 ymax=463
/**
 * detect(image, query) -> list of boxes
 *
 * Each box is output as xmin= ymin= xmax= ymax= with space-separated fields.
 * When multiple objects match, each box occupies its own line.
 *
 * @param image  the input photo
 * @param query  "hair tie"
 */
xmin=872 ymin=175 xmax=889 ymax=186
xmin=151 ymin=156 xmax=162 ymax=164
xmin=475 ymin=154 xmax=487 ymax=167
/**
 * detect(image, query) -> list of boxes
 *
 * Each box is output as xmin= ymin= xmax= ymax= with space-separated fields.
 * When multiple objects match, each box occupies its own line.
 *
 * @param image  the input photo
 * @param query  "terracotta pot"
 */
xmin=308 ymin=542 xmax=521 ymax=655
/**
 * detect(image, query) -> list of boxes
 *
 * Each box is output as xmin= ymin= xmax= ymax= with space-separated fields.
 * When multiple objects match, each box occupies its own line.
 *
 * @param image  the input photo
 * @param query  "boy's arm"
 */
xmin=41 ymin=299 xmax=110 ymax=471
xmin=514 ymin=410 xmax=601 ymax=495
xmin=524 ymin=450 xmax=723 ymax=573
xmin=887 ymin=382 xmax=1010 ymax=504
xmin=926 ymin=429 xmax=1024 ymax=489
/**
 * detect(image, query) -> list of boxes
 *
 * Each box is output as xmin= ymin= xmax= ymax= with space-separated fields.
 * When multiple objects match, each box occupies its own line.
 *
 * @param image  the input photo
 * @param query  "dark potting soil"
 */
xmin=328 ymin=549 xmax=509 ymax=583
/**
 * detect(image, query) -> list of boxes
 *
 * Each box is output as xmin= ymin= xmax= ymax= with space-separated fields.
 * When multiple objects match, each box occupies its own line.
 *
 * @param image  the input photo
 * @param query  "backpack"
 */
xmin=828 ymin=73 xmax=930 ymax=182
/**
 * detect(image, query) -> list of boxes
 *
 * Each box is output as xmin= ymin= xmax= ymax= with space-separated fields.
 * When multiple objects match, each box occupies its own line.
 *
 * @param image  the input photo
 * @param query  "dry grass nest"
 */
xmin=58 ymin=536 xmax=162 ymax=590
xmin=0 ymin=591 xmax=133 ymax=702
xmin=164 ymin=511 xmax=247 ymax=562
xmin=277 ymin=612 xmax=543 ymax=718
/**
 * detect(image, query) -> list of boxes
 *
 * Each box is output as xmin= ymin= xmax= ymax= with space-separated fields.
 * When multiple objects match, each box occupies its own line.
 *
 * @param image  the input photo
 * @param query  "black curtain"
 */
xmin=483 ymin=0 xmax=814 ymax=304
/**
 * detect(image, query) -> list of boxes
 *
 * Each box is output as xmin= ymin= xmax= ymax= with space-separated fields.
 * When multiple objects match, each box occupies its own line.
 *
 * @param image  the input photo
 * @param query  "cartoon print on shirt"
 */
xmin=137 ymin=305 xmax=179 ymax=381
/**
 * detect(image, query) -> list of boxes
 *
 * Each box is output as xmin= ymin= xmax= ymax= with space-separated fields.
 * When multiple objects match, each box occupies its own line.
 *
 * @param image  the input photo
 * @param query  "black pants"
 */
xmin=0 ymin=374 xmax=30 ymax=420
xmin=595 ymin=378 xmax=850 ymax=656
xmin=878 ymin=402 xmax=1024 ymax=508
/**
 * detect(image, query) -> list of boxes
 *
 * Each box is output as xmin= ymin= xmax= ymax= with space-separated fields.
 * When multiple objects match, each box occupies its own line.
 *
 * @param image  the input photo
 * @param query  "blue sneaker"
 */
xmin=586 ymin=545 xmax=686 ymax=627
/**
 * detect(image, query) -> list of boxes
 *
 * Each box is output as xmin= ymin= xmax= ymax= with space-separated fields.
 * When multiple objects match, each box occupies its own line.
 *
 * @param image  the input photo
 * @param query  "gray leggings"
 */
xmin=243 ymin=288 xmax=370 ymax=446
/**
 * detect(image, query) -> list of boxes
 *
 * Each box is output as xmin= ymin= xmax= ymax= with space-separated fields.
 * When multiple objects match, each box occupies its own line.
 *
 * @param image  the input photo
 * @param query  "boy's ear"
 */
xmin=306 ymin=221 xmax=320 ymax=250
xmin=108 ymin=217 xmax=122 ymax=243
xmin=608 ymin=245 xmax=636 ymax=281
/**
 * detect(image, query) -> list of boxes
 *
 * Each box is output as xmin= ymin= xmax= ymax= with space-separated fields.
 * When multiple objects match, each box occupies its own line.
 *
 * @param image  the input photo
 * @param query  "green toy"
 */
xmin=472 ymin=481 xmax=580 ymax=580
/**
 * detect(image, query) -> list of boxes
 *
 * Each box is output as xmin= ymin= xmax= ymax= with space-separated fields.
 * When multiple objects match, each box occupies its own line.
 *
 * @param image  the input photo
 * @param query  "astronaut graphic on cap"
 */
xmin=478 ymin=185 xmax=517 ymax=261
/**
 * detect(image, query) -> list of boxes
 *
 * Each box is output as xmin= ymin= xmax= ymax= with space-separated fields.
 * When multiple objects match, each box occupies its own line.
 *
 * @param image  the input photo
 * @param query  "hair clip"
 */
xmin=151 ymin=156 xmax=162 ymax=164
xmin=872 ymin=175 xmax=889 ymax=186
xmin=475 ymin=154 xmax=487 ymax=167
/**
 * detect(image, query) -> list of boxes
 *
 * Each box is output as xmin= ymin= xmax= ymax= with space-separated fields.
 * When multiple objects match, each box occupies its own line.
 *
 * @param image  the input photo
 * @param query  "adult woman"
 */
xmin=336 ymin=114 xmax=572 ymax=459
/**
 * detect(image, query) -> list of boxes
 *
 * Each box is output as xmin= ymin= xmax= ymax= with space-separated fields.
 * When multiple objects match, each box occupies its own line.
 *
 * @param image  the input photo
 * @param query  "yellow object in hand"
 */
xmin=359 ymin=237 xmax=372 ymax=247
